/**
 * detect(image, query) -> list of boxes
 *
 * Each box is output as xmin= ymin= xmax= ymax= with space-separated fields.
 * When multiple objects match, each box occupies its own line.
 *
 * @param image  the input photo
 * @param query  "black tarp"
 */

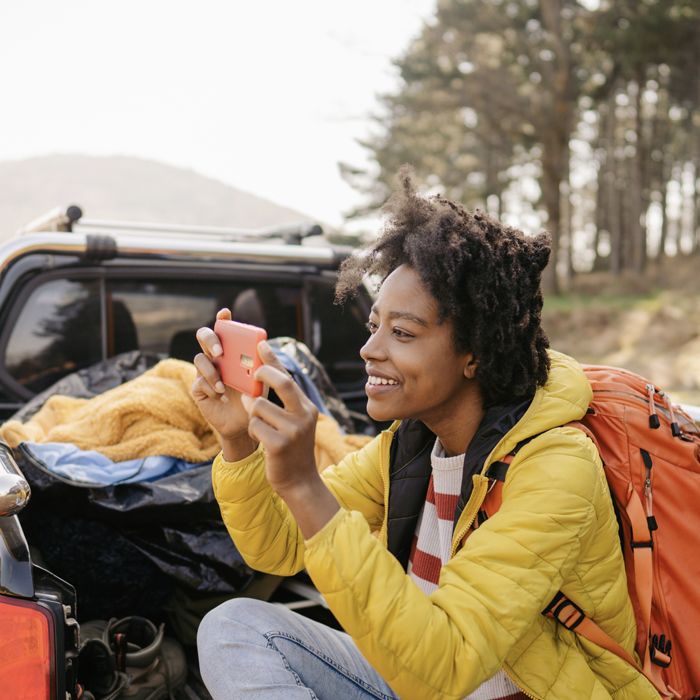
xmin=13 ymin=352 xmax=254 ymax=622
xmin=11 ymin=343 xmax=359 ymax=624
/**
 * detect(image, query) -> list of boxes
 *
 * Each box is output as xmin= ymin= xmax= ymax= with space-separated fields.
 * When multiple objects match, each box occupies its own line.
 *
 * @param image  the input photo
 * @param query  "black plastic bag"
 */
xmin=11 ymin=351 xmax=256 ymax=621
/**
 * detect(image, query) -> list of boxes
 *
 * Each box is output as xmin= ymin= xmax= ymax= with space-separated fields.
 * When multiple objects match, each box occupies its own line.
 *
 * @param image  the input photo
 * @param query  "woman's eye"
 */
xmin=392 ymin=327 xmax=413 ymax=339
xmin=366 ymin=321 xmax=378 ymax=333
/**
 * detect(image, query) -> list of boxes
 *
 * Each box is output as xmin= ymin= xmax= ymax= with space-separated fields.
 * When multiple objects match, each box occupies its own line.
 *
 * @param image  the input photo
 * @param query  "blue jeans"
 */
xmin=197 ymin=598 xmax=399 ymax=699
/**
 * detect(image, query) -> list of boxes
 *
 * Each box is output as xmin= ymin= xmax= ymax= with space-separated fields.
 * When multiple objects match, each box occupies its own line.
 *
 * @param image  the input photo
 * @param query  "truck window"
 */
xmin=4 ymin=278 xmax=102 ymax=393
xmin=107 ymin=279 xmax=303 ymax=361
xmin=308 ymin=280 xmax=369 ymax=388
xmin=3 ymin=276 xmax=305 ymax=395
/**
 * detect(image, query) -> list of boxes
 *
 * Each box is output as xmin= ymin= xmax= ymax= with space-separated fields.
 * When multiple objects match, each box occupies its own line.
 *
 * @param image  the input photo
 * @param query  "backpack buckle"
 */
xmin=650 ymin=634 xmax=672 ymax=668
xmin=543 ymin=593 xmax=585 ymax=631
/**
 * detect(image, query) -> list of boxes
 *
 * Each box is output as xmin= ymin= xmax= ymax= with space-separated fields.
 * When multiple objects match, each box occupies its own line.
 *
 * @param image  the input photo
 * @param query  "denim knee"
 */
xmin=197 ymin=598 xmax=287 ymax=655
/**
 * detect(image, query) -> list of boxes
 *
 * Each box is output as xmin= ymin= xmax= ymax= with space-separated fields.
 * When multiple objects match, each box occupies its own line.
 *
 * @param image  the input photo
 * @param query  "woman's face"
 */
xmin=360 ymin=264 xmax=477 ymax=426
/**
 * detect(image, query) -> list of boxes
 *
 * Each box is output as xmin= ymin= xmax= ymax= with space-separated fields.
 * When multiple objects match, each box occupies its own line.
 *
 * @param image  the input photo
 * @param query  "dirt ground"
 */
xmin=542 ymin=255 xmax=700 ymax=407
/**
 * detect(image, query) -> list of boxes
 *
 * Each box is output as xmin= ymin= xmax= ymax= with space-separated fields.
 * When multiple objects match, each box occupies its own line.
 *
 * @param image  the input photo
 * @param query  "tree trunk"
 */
xmin=659 ymin=177 xmax=670 ymax=260
xmin=593 ymin=170 xmax=608 ymax=271
xmin=562 ymin=159 xmax=574 ymax=281
xmin=631 ymin=74 xmax=647 ymax=273
xmin=538 ymin=0 xmax=574 ymax=294
xmin=593 ymin=103 xmax=611 ymax=271
xmin=608 ymin=90 xmax=623 ymax=274
xmin=541 ymin=145 xmax=562 ymax=295
xmin=681 ymin=161 xmax=693 ymax=254
xmin=692 ymin=120 xmax=700 ymax=254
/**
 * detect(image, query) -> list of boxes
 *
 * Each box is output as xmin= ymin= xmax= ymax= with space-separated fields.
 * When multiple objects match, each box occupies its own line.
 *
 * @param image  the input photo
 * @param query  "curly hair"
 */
xmin=336 ymin=167 xmax=551 ymax=406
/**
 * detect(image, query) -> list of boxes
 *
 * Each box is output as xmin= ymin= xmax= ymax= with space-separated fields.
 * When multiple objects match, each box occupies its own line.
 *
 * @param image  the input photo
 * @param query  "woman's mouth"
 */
xmin=365 ymin=375 xmax=400 ymax=396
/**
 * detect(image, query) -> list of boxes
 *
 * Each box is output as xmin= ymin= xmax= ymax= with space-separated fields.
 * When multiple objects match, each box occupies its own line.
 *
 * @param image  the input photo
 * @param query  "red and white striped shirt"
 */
xmin=408 ymin=439 xmax=526 ymax=700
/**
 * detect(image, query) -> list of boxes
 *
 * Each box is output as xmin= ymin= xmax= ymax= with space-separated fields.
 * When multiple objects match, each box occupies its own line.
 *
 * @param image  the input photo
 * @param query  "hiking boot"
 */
xmin=103 ymin=616 xmax=187 ymax=700
xmin=77 ymin=620 xmax=127 ymax=700
xmin=78 ymin=616 xmax=187 ymax=700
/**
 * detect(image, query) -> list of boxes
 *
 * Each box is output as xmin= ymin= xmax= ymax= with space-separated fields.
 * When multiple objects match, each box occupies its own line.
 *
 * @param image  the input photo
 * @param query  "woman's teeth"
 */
xmin=367 ymin=376 xmax=398 ymax=386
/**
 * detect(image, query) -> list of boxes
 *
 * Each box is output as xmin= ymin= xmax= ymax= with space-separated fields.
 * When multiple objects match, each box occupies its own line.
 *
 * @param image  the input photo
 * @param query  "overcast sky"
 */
xmin=0 ymin=0 xmax=435 ymax=229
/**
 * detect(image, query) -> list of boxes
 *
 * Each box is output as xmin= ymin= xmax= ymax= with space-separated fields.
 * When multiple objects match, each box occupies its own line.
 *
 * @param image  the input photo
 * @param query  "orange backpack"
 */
xmin=479 ymin=365 xmax=700 ymax=699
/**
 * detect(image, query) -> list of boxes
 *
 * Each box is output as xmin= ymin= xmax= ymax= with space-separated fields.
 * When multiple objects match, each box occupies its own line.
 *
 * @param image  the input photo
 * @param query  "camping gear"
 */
xmin=478 ymin=365 xmax=700 ymax=699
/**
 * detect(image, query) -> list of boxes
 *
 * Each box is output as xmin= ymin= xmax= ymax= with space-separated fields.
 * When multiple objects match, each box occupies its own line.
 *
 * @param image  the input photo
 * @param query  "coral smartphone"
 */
xmin=213 ymin=319 xmax=268 ymax=397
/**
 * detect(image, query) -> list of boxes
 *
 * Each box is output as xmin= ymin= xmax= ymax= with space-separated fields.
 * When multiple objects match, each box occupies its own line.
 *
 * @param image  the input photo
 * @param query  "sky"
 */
xmin=0 ymin=0 xmax=435 ymax=229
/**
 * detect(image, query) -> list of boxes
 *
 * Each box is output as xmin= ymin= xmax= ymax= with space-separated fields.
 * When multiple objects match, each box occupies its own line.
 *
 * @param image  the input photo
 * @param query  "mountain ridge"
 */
xmin=0 ymin=154 xmax=316 ymax=240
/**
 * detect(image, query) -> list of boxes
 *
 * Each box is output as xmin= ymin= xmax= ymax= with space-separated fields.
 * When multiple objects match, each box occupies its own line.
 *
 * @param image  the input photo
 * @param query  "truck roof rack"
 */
xmin=19 ymin=205 xmax=324 ymax=245
xmin=18 ymin=205 xmax=83 ymax=234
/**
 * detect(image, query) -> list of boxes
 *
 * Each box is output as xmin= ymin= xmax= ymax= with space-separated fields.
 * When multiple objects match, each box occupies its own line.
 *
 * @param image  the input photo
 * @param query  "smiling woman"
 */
xmin=361 ymin=266 xmax=481 ymax=451
xmin=192 ymin=169 xmax=660 ymax=699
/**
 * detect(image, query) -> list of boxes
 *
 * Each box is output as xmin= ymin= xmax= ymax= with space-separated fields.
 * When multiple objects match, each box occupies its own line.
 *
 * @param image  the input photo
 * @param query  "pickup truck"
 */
xmin=2 ymin=207 xmax=699 ymax=699
xmin=0 ymin=206 xmax=375 ymax=699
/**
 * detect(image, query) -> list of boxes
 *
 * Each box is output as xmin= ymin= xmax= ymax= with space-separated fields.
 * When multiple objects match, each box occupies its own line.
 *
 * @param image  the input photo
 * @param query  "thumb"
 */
xmin=257 ymin=341 xmax=288 ymax=374
xmin=240 ymin=393 xmax=255 ymax=414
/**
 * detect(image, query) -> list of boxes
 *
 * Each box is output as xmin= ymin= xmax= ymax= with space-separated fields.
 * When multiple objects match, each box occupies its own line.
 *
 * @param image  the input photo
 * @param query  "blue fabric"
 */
xmin=22 ymin=349 xmax=331 ymax=487
xmin=23 ymin=442 xmax=208 ymax=486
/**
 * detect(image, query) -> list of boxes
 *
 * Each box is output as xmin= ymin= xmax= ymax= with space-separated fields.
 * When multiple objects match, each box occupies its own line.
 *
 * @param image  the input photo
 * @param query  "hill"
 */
xmin=543 ymin=256 xmax=700 ymax=406
xmin=0 ymin=154 xmax=315 ymax=239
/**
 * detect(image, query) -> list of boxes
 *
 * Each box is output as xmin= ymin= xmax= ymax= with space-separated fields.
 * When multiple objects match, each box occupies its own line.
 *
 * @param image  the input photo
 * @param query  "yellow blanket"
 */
xmin=0 ymin=359 xmax=370 ymax=468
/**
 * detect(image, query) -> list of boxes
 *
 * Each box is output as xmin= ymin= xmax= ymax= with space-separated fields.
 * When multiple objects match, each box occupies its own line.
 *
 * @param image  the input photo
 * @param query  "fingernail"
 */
xmin=212 ymin=343 xmax=223 ymax=357
xmin=240 ymin=394 xmax=253 ymax=412
xmin=259 ymin=340 xmax=270 ymax=354
xmin=215 ymin=381 xmax=225 ymax=393
xmin=220 ymin=394 xmax=229 ymax=403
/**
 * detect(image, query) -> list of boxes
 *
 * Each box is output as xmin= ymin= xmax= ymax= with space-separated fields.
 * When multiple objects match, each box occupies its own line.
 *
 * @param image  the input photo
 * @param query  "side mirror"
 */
xmin=0 ymin=444 xmax=30 ymax=517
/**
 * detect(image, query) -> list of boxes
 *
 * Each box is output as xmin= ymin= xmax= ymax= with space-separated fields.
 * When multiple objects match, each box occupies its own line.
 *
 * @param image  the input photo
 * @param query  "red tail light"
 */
xmin=0 ymin=595 xmax=55 ymax=699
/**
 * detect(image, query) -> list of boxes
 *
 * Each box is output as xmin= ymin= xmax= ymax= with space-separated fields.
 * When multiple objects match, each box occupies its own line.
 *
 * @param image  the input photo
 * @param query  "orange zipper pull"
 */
xmin=640 ymin=448 xmax=657 ymax=532
xmin=646 ymin=383 xmax=660 ymax=429
xmin=660 ymin=392 xmax=681 ymax=437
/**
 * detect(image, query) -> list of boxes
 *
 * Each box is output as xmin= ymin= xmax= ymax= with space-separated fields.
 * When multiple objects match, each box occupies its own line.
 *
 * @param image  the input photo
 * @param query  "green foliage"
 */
xmin=343 ymin=0 xmax=700 ymax=289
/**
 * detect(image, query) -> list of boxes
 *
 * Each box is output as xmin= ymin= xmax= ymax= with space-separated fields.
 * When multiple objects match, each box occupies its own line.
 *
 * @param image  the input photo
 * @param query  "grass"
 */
xmin=542 ymin=289 xmax=663 ymax=313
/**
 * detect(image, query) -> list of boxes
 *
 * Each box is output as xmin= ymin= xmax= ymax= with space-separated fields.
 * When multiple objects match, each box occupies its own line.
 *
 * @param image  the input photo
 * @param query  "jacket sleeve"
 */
xmin=211 ymin=427 xmax=392 ymax=576
xmin=302 ymin=428 xmax=603 ymax=699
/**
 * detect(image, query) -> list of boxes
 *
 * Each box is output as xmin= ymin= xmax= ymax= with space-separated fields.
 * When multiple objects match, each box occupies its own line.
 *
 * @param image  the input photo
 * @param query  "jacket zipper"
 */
xmin=595 ymin=388 xmax=697 ymax=434
xmin=378 ymin=429 xmax=394 ymax=547
xmin=502 ymin=666 xmax=541 ymax=700
xmin=449 ymin=471 xmax=542 ymax=699
xmin=450 ymin=474 xmax=489 ymax=557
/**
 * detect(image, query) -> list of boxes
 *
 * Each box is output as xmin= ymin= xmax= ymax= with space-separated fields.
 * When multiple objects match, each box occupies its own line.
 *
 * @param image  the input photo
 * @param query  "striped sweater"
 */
xmin=408 ymin=439 xmax=526 ymax=700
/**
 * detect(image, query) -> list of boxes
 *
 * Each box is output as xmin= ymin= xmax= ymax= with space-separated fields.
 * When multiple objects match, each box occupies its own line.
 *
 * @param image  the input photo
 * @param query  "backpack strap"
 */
xmin=542 ymin=592 xmax=639 ymax=668
xmin=478 ymin=426 xmax=680 ymax=698
xmin=479 ymin=434 xmax=540 ymax=518
xmin=542 ymin=591 xmax=678 ymax=698
xmin=569 ymin=421 xmax=677 ymax=696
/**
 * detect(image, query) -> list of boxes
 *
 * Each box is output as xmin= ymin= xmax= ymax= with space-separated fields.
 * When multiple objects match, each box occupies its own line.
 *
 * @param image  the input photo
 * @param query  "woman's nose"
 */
xmin=360 ymin=328 xmax=387 ymax=362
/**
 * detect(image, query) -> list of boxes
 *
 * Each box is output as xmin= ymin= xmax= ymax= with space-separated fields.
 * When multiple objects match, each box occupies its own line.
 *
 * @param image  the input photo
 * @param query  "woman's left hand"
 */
xmin=241 ymin=341 xmax=320 ymax=496
xmin=241 ymin=341 xmax=340 ymax=538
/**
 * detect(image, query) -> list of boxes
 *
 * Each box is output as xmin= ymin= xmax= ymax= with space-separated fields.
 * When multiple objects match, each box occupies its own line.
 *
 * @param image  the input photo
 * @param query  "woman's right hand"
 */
xmin=192 ymin=308 xmax=256 ymax=454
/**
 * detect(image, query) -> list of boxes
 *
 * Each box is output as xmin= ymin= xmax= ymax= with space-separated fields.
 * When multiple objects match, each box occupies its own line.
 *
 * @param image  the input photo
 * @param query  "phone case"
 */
xmin=214 ymin=319 xmax=268 ymax=397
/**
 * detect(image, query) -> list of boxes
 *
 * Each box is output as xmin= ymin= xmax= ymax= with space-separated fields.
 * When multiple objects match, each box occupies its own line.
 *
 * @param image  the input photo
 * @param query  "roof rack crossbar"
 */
xmin=76 ymin=218 xmax=323 ymax=244
xmin=19 ymin=206 xmax=323 ymax=245
xmin=18 ymin=205 xmax=83 ymax=235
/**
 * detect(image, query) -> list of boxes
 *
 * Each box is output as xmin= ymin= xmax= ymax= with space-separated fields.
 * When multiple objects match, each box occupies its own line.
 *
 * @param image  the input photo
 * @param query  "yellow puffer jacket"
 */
xmin=212 ymin=351 xmax=660 ymax=699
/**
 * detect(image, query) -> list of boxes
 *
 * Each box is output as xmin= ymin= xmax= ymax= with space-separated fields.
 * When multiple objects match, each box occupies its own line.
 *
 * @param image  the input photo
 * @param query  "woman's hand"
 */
xmin=192 ymin=308 xmax=257 ymax=459
xmin=242 ymin=343 xmax=340 ymax=538
xmin=241 ymin=342 xmax=320 ymax=495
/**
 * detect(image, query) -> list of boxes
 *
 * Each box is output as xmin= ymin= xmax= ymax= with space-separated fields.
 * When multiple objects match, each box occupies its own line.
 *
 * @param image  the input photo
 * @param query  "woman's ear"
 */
xmin=463 ymin=354 xmax=478 ymax=379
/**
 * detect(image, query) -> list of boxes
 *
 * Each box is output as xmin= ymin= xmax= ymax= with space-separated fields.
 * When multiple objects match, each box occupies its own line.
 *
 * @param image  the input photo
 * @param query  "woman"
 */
xmin=192 ymin=173 xmax=659 ymax=699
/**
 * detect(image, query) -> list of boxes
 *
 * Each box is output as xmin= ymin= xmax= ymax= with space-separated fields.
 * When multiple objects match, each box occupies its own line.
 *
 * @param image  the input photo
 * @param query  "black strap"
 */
xmin=485 ymin=460 xmax=509 ymax=481
xmin=542 ymin=591 xmax=565 ymax=615
xmin=486 ymin=433 xmax=544 ymax=482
